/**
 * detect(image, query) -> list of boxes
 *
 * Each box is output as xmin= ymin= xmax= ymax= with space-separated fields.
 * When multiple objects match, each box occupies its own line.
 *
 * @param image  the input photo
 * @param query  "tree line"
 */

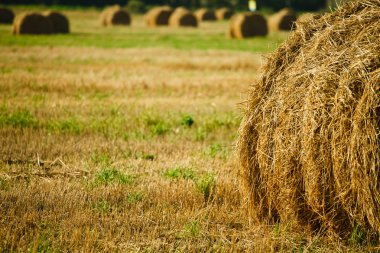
xmin=0 ymin=0 xmax=327 ymax=11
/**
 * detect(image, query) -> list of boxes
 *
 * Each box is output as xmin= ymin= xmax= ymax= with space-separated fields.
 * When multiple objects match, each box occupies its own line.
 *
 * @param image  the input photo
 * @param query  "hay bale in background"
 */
xmin=215 ymin=7 xmax=234 ymax=20
xmin=268 ymin=7 xmax=297 ymax=31
xmin=43 ymin=11 xmax=70 ymax=33
xmin=0 ymin=7 xmax=14 ymax=24
xmin=229 ymin=12 xmax=267 ymax=39
xmin=169 ymin=9 xmax=197 ymax=28
xmin=100 ymin=5 xmax=120 ymax=26
xmin=12 ymin=12 xmax=53 ymax=35
xmin=194 ymin=8 xmax=216 ymax=22
xmin=173 ymin=7 xmax=190 ymax=14
xmin=106 ymin=9 xmax=131 ymax=26
xmin=238 ymin=0 xmax=380 ymax=237
xmin=145 ymin=6 xmax=173 ymax=27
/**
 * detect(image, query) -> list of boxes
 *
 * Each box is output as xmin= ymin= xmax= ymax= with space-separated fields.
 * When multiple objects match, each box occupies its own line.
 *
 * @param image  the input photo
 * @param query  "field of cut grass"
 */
xmin=0 ymin=6 xmax=372 ymax=252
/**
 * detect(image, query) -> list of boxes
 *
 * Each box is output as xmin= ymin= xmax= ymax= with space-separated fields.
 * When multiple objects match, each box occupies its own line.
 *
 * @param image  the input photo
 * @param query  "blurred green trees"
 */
xmin=0 ymin=0 xmax=326 ymax=11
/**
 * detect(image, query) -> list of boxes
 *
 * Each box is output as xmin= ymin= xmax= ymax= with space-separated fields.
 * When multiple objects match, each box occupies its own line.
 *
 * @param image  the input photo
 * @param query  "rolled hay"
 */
xmin=173 ymin=7 xmax=190 ymax=13
xmin=169 ymin=9 xmax=197 ymax=28
xmin=43 ymin=11 xmax=70 ymax=33
xmin=229 ymin=12 xmax=267 ymax=39
xmin=215 ymin=7 xmax=234 ymax=20
xmin=194 ymin=8 xmax=216 ymax=22
xmin=100 ymin=5 xmax=120 ymax=26
xmin=268 ymin=7 xmax=297 ymax=31
xmin=105 ymin=9 xmax=131 ymax=26
xmin=238 ymin=0 xmax=380 ymax=237
xmin=12 ymin=12 xmax=53 ymax=35
xmin=145 ymin=6 xmax=173 ymax=27
xmin=0 ymin=7 xmax=14 ymax=24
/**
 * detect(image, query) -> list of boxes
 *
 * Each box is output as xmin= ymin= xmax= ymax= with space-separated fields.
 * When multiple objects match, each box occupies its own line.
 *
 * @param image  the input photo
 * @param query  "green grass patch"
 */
xmin=93 ymin=168 xmax=134 ymax=186
xmin=0 ymin=107 xmax=38 ymax=128
xmin=163 ymin=166 xmax=195 ymax=180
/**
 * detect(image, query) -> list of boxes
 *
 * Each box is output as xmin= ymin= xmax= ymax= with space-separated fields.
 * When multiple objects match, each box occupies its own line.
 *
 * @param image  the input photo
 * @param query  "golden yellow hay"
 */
xmin=145 ymin=6 xmax=173 ymax=27
xmin=0 ymin=7 xmax=14 ymax=24
xmin=100 ymin=5 xmax=120 ymax=26
xmin=194 ymin=8 xmax=216 ymax=22
xmin=43 ymin=11 xmax=70 ymax=34
xmin=169 ymin=9 xmax=197 ymax=28
xmin=229 ymin=12 xmax=268 ymax=39
xmin=12 ymin=12 xmax=53 ymax=35
xmin=215 ymin=7 xmax=234 ymax=20
xmin=238 ymin=0 xmax=380 ymax=238
xmin=268 ymin=7 xmax=297 ymax=31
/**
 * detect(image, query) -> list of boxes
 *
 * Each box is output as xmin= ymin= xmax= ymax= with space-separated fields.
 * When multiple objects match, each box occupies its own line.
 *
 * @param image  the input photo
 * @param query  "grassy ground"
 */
xmin=0 ymin=7 xmax=372 ymax=252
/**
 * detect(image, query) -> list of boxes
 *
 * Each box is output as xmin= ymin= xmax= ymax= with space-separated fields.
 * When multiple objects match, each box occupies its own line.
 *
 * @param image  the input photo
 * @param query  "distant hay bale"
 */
xmin=268 ymin=7 xmax=297 ymax=31
xmin=173 ymin=7 xmax=190 ymax=14
xmin=194 ymin=8 xmax=216 ymax=22
xmin=43 ymin=11 xmax=70 ymax=33
xmin=12 ymin=12 xmax=53 ymax=35
xmin=106 ymin=9 xmax=131 ymax=26
xmin=215 ymin=7 xmax=234 ymax=20
xmin=145 ymin=6 xmax=173 ymax=27
xmin=169 ymin=9 xmax=197 ymax=28
xmin=238 ymin=0 xmax=380 ymax=237
xmin=229 ymin=12 xmax=267 ymax=39
xmin=0 ymin=8 xmax=14 ymax=24
xmin=100 ymin=5 xmax=120 ymax=26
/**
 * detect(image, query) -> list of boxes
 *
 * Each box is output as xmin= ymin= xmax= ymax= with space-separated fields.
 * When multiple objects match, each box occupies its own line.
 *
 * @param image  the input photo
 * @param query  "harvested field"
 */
xmin=0 ymin=4 xmax=378 ymax=252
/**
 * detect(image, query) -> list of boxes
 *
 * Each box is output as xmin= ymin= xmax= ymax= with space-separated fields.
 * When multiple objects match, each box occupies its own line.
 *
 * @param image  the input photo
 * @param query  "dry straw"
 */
xmin=194 ymin=8 xmax=216 ymax=22
xmin=12 ymin=12 xmax=53 ymax=35
xmin=0 ymin=8 xmax=14 ymax=24
xmin=268 ymin=7 xmax=297 ymax=31
xmin=215 ymin=7 xmax=234 ymax=20
xmin=169 ymin=8 xmax=197 ymax=28
xmin=229 ymin=12 xmax=268 ymax=39
xmin=43 ymin=11 xmax=70 ymax=33
xmin=238 ymin=0 xmax=380 ymax=237
xmin=100 ymin=5 xmax=119 ymax=26
xmin=145 ymin=6 xmax=173 ymax=27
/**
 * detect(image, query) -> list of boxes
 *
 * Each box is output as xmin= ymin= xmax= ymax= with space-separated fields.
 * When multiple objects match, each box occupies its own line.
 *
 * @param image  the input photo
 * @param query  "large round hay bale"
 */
xmin=100 ymin=5 xmax=120 ymax=26
xmin=268 ymin=7 xmax=297 ymax=31
xmin=238 ymin=0 xmax=380 ymax=237
xmin=169 ymin=9 xmax=197 ymax=28
xmin=106 ymin=9 xmax=131 ymax=26
xmin=12 ymin=12 xmax=53 ymax=35
xmin=215 ymin=7 xmax=234 ymax=20
xmin=145 ymin=6 xmax=173 ymax=27
xmin=43 ymin=11 xmax=70 ymax=34
xmin=194 ymin=8 xmax=216 ymax=22
xmin=173 ymin=7 xmax=190 ymax=13
xmin=0 ymin=8 xmax=14 ymax=24
xmin=229 ymin=12 xmax=267 ymax=39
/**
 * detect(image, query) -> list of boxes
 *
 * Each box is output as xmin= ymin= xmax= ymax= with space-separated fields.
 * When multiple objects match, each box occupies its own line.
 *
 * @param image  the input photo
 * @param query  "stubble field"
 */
xmin=0 ymin=7 xmax=366 ymax=252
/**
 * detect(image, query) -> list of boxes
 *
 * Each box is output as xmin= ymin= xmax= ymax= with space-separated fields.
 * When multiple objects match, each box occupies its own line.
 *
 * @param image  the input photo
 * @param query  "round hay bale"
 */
xmin=229 ymin=12 xmax=267 ymax=39
xmin=145 ymin=6 xmax=173 ymax=27
xmin=43 ymin=11 xmax=70 ymax=34
xmin=215 ymin=7 xmax=234 ymax=20
xmin=268 ymin=7 xmax=297 ymax=31
xmin=12 ymin=12 xmax=53 ymax=35
xmin=238 ymin=0 xmax=380 ymax=237
xmin=169 ymin=9 xmax=197 ymax=28
xmin=105 ymin=9 xmax=131 ymax=26
xmin=100 ymin=5 xmax=120 ymax=26
xmin=0 ymin=8 xmax=14 ymax=24
xmin=194 ymin=8 xmax=216 ymax=22
xmin=173 ymin=7 xmax=190 ymax=14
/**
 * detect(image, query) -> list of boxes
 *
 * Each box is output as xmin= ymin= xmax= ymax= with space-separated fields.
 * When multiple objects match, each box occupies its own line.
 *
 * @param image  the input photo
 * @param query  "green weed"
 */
xmin=0 ymin=108 xmax=38 ymax=128
xmin=194 ymin=173 xmax=215 ymax=201
xmin=181 ymin=115 xmax=195 ymax=127
xmin=163 ymin=167 xmax=195 ymax=180
xmin=126 ymin=192 xmax=143 ymax=204
xmin=93 ymin=168 xmax=134 ymax=186
xmin=349 ymin=225 xmax=366 ymax=247
xmin=92 ymin=200 xmax=111 ymax=213
xmin=184 ymin=220 xmax=200 ymax=237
